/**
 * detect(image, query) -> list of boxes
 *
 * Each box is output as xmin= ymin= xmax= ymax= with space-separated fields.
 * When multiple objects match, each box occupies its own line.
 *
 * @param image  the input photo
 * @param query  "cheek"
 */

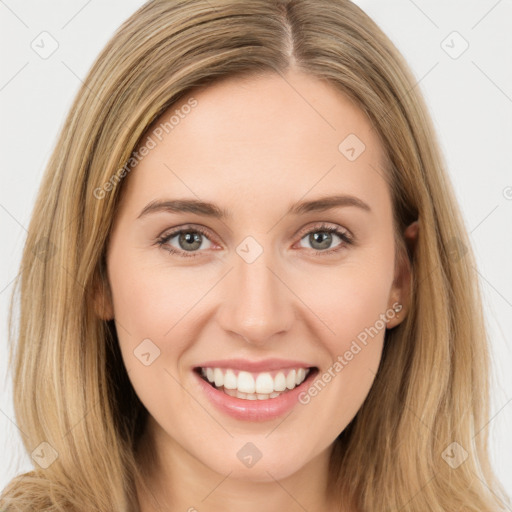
xmin=290 ymin=248 xmax=394 ymax=432
xmin=108 ymin=263 xmax=201 ymax=437
xmin=108 ymin=248 xmax=205 ymax=345
xmin=301 ymin=250 xmax=395 ymax=354
xmin=327 ymin=270 xmax=391 ymax=350
xmin=106 ymin=248 xmax=201 ymax=406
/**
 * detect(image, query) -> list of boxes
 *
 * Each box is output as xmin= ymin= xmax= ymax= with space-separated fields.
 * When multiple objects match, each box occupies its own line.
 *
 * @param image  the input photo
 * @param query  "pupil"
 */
xmin=180 ymin=232 xmax=201 ymax=251
xmin=312 ymin=232 xmax=331 ymax=249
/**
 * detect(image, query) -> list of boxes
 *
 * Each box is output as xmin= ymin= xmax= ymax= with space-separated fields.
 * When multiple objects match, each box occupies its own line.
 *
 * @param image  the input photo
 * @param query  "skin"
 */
xmin=96 ymin=69 xmax=418 ymax=511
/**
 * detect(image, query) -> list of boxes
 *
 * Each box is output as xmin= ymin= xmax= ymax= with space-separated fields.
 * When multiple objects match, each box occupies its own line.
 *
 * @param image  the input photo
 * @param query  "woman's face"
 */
xmin=101 ymin=70 xmax=411 ymax=482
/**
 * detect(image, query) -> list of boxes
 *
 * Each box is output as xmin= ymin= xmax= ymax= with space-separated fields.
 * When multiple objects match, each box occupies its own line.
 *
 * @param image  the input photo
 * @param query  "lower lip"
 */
xmin=193 ymin=369 xmax=318 ymax=422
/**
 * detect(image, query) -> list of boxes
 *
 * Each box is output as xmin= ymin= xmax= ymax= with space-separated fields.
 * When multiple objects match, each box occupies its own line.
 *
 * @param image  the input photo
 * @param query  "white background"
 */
xmin=1 ymin=0 xmax=511 ymax=503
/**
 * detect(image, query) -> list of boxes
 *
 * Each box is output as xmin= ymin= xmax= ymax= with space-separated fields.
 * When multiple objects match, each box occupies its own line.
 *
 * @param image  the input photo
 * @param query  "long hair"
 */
xmin=1 ymin=0 xmax=509 ymax=510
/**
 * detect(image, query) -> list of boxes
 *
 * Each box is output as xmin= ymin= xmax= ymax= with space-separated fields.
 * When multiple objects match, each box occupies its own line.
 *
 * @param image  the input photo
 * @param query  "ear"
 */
xmin=92 ymin=263 xmax=114 ymax=321
xmin=386 ymin=220 xmax=419 ymax=329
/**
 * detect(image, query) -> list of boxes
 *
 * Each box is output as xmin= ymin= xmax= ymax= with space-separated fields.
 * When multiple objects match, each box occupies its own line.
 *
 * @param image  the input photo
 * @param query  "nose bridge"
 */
xmin=217 ymin=242 xmax=294 ymax=344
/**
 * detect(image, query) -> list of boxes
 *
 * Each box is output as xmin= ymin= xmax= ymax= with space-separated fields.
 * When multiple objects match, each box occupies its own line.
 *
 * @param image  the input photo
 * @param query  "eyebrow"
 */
xmin=137 ymin=194 xmax=371 ymax=220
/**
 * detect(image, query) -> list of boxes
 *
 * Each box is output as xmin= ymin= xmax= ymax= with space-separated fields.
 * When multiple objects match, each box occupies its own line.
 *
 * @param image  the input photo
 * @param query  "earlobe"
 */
xmin=386 ymin=297 xmax=404 ymax=329
xmin=387 ymin=219 xmax=419 ymax=329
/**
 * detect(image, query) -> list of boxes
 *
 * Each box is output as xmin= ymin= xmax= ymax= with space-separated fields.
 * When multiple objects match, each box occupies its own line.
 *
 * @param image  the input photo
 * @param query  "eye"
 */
xmin=296 ymin=223 xmax=353 ymax=255
xmin=156 ymin=222 xmax=353 ymax=258
xmin=156 ymin=225 xmax=214 ymax=258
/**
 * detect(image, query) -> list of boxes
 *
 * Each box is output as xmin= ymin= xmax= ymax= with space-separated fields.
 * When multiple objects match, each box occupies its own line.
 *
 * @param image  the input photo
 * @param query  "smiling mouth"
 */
xmin=194 ymin=366 xmax=318 ymax=401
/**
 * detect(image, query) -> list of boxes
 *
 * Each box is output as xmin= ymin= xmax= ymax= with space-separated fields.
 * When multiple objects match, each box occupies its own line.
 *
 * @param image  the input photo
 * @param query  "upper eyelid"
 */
xmin=159 ymin=224 xmax=217 ymax=244
xmin=296 ymin=222 xmax=351 ymax=238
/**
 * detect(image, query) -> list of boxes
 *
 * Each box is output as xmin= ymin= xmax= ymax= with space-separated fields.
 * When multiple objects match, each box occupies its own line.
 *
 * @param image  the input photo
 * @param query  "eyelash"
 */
xmin=155 ymin=223 xmax=354 ymax=259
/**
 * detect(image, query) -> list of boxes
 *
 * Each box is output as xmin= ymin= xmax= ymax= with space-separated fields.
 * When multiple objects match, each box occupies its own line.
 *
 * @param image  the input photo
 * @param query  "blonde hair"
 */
xmin=1 ymin=0 xmax=509 ymax=510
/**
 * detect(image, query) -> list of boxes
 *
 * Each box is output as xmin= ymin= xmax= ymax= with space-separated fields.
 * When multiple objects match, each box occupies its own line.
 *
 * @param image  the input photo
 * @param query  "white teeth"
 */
xmin=286 ymin=369 xmax=296 ymax=390
xmin=255 ymin=373 xmax=274 ymax=394
xmin=296 ymin=368 xmax=306 ymax=385
xmin=224 ymin=389 xmax=282 ymax=400
xmin=200 ymin=366 xmax=311 ymax=399
xmin=274 ymin=372 xmax=287 ymax=391
xmin=223 ymin=369 xmax=237 ymax=390
xmin=214 ymin=368 xmax=224 ymax=388
xmin=237 ymin=371 xmax=255 ymax=394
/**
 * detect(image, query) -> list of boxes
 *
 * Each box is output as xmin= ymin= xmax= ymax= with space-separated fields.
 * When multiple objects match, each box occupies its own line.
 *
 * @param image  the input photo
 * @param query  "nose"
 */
xmin=216 ymin=250 xmax=295 ymax=347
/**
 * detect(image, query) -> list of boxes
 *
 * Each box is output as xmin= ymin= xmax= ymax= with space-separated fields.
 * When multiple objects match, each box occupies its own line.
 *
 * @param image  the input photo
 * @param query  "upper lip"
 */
xmin=194 ymin=358 xmax=316 ymax=372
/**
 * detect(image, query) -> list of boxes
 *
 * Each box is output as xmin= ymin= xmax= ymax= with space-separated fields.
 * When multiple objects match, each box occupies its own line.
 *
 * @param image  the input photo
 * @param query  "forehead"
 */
xmin=120 ymin=71 xmax=389 ymax=217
